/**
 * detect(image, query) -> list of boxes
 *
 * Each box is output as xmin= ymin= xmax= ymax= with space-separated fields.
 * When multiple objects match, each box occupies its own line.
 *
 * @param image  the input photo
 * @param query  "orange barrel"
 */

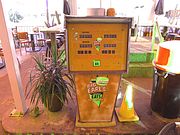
xmin=153 ymin=41 xmax=180 ymax=73
xmin=151 ymin=41 xmax=180 ymax=118
xmin=107 ymin=8 xmax=116 ymax=16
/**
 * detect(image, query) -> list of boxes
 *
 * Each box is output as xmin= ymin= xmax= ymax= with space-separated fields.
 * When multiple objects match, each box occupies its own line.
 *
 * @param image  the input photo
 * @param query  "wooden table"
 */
xmin=40 ymin=26 xmax=64 ymax=59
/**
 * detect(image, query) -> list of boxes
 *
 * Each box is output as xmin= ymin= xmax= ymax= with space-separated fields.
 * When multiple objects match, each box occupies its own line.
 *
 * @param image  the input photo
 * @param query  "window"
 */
xmin=2 ymin=0 xmax=63 ymax=27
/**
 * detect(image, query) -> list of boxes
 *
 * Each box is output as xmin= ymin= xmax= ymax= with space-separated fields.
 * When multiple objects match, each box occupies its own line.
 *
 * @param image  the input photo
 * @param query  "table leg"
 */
xmin=30 ymin=34 xmax=35 ymax=51
xmin=50 ymin=32 xmax=57 ymax=61
xmin=26 ymin=34 xmax=41 ymax=52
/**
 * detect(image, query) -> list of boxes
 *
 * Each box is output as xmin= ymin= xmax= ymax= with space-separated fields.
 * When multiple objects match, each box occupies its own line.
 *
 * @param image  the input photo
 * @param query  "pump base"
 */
xmin=75 ymin=112 xmax=116 ymax=127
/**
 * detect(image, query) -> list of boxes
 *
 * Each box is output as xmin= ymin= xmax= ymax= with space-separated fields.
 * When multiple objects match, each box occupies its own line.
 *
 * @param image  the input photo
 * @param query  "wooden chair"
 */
xmin=33 ymin=27 xmax=46 ymax=47
xmin=17 ymin=32 xmax=31 ymax=54
xmin=0 ymin=48 xmax=5 ymax=69
xmin=37 ymin=32 xmax=46 ymax=47
xmin=12 ymin=27 xmax=20 ymax=49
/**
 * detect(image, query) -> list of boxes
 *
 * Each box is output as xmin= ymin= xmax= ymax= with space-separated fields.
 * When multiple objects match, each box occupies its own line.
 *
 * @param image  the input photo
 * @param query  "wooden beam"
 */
xmin=0 ymin=0 xmax=27 ymax=115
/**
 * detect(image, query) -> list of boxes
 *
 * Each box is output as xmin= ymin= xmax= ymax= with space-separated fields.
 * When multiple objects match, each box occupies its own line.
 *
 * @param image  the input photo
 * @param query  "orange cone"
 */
xmin=115 ymin=85 xmax=139 ymax=122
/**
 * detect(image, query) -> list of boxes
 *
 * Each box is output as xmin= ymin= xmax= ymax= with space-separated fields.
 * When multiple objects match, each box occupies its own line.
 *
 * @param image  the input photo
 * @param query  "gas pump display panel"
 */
xmin=66 ymin=16 xmax=132 ymax=73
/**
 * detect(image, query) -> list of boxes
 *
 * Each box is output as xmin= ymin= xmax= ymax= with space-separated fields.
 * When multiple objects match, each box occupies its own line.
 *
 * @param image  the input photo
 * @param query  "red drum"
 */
xmin=153 ymin=41 xmax=180 ymax=74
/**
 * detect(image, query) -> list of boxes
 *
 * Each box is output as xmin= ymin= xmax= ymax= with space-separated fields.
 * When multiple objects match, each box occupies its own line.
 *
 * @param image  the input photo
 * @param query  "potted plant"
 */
xmin=25 ymin=42 xmax=75 ymax=113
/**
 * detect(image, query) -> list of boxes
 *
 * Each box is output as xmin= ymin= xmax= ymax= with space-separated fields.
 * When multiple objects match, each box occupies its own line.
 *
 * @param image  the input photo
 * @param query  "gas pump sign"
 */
xmin=66 ymin=17 xmax=132 ymax=73
xmin=87 ymin=77 xmax=109 ymax=107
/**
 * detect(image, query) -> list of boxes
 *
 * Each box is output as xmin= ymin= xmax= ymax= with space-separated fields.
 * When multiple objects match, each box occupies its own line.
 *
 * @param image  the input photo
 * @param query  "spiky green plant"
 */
xmin=26 ymin=44 xmax=75 ymax=112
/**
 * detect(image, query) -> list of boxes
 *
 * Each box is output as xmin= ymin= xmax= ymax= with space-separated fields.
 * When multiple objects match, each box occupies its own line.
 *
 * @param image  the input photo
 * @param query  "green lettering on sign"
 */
xmin=93 ymin=100 xmax=101 ymax=107
xmin=95 ymin=45 xmax=100 ymax=51
xmin=89 ymin=93 xmax=103 ymax=107
xmin=93 ymin=60 xmax=101 ymax=67
xmin=96 ymin=77 xmax=109 ymax=86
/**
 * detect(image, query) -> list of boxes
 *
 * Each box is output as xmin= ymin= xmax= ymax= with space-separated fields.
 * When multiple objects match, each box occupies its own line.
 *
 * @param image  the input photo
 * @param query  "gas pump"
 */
xmin=65 ymin=16 xmax=132 ymax=127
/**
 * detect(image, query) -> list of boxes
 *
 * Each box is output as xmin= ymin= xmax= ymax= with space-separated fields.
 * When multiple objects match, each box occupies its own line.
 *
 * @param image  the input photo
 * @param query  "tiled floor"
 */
xmin=130 ymin=37 xmax=156 ymax=53
xmin=0 ymin=48 xmax=43 ymax=134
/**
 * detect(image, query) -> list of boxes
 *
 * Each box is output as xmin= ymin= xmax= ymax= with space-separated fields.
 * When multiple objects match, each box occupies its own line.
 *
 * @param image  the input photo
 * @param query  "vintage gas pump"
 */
xmin=65 ymin=16 xmax=132 ymax=127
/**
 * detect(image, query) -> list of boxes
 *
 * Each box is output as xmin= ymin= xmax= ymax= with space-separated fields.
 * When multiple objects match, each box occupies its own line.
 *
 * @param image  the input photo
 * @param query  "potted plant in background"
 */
xmin=25 ymin=41 xmax=75 ymax=115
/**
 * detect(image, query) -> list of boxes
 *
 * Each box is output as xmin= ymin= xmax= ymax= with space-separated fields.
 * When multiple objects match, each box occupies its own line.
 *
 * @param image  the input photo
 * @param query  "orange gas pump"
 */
xmin=65 ymin=16 xmax=132 ymax=127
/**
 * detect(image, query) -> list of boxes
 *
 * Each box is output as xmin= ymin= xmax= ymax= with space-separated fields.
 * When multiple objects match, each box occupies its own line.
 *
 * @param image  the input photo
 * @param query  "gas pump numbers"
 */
xmin=93 ymin=60 xmax=101 ymax=67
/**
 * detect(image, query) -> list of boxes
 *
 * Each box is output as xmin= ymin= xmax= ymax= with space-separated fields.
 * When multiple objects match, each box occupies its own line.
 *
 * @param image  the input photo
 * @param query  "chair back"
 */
xmin=17 ymin=32 xmax=29 ymax=40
